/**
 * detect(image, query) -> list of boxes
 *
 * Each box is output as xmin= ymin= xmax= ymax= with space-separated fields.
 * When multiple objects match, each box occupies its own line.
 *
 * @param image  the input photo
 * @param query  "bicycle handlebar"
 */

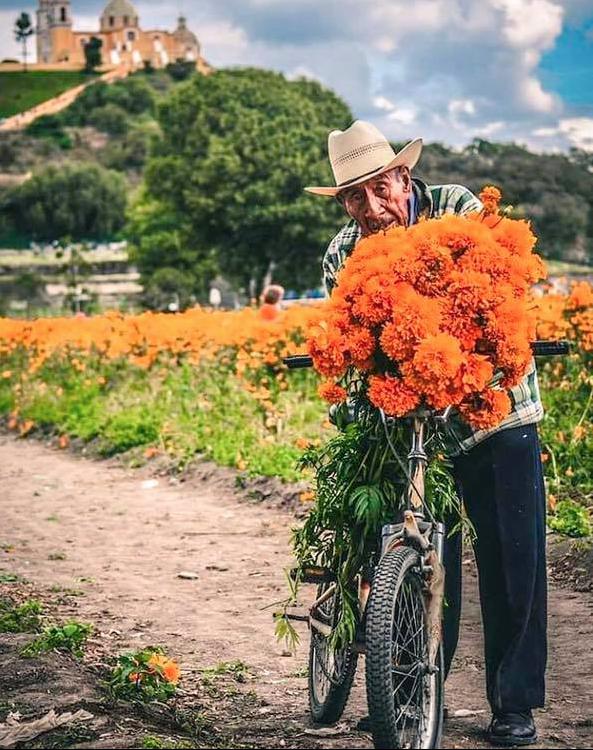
xmin=283 ymin=340 xmax=570 ymax=369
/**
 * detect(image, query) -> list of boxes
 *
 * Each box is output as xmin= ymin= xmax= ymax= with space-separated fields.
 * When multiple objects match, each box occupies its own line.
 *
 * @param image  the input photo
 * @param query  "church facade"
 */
xmin=36 ymin=0 xmax=203 ymax=70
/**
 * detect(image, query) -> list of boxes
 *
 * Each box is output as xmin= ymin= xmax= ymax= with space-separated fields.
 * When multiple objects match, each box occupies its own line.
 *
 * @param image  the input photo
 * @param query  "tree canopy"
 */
xmin=84 ymin=36 xmax=103 ymax=73
xmin=130 ymin=67 xmax=353 ymax=294
xmin=6 ymin=163 xmax=127 ymax=241
xmin=416 ymin=139 xmax=593 ymax=263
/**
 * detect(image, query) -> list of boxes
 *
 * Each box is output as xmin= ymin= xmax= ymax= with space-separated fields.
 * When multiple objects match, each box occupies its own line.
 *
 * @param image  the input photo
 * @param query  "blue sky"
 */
xmin=1 ymin=0 xmax=592 ymax=152
xmin=539 ymin=24 xmax=593 ymax=106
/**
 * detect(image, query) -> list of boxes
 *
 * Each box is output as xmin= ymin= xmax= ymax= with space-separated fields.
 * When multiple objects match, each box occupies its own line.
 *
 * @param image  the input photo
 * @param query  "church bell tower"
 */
xmin=36 ymin=0 xmax=72 ymax=63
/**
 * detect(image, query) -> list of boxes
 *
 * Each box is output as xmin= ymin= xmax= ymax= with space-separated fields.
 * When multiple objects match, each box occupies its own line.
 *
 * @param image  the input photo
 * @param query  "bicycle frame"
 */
xmin=306 ymin=410 xmax=446 ymax=649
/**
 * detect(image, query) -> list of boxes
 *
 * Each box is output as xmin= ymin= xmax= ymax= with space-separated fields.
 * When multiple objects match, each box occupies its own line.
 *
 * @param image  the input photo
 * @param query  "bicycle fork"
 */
xmin=377 ymin=415 xmax=447 ymax=667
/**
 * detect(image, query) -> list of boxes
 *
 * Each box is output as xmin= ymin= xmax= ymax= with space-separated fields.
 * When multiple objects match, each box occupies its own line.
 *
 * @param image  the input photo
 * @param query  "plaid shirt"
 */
xmin=321 ymin=179 xmax=544 ymax=454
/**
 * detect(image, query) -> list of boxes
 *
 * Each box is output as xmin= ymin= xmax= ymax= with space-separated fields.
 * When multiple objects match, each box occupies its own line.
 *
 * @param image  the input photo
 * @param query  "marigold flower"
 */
xmin=162 ymin=660 xmax=181 ymax=684
xmin=479 ymin=185 xmax=502 ymax=215
xmin=567 ymin=281 xmax=593 ymax=311
xmin=318 ymin=381 xmax=348 ymax=404
xmin=368 ymin=374 xmax=419 ymax=416
xmin=459 ymin=389 xmax=512 ymax=430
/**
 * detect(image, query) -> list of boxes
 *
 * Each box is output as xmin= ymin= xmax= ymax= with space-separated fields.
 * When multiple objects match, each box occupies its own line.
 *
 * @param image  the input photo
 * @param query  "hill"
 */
xmin=0 ymin=70 xmax=96 ymax=119
xmin=0 ymin=67 xmax=592 ymax=275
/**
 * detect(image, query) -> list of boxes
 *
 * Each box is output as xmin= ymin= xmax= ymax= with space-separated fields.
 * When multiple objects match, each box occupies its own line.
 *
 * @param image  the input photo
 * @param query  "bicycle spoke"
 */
xmin=388 ymin=567 xmax=431 ymax=748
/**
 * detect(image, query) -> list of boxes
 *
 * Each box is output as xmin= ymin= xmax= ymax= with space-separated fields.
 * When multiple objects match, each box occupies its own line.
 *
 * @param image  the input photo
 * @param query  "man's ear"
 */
xmin=399 ymin=166 xmax=412 ymax=193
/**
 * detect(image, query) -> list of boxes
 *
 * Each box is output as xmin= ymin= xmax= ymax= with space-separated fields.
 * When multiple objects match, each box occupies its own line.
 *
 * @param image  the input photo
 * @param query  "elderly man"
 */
xmin=305 ymin=121 xmax=547 ymax=747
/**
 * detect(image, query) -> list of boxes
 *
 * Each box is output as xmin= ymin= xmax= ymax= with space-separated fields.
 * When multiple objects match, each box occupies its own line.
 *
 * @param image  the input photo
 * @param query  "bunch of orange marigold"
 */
xmin=308 ymin=187 xmax=547 ymax=430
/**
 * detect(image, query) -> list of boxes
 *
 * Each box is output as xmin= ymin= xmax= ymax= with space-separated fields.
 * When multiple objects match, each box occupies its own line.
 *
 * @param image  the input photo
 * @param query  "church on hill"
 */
xmin=36 ymin=0 xmax=204 ymax=70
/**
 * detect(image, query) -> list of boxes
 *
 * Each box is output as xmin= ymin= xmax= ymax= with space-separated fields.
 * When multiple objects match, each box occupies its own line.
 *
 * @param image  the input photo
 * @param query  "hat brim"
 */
xmin=304 ymin=137 xmax=423 ymax=197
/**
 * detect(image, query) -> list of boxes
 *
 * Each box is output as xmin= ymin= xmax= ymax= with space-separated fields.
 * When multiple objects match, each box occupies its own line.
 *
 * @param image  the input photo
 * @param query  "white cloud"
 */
xmin=476 ymin=120 xmax=506 ymax=136
xmin=448 ymin=99 xmax=476 ymax=116
xmin=1 ymin=0 xmax=590 ymax=153
xmin=373 ymin=95 xmax=395 ymax=112
xmin=519 ymin=76 xmax=558 ymax=113
xmin=529 ymin=117 xmax=593 ymax=151
xmin=491 ymin=0 xmax=563 ymax=49
xmin=558 ymin=118 xmax=593 ymax=150
xmin=287 ymin=65 xmax=320 ymax=82
xmin=387 ymin=105 xmax=418 ymax=126
xmin=532 ymin=126 xmax=558 ymax=136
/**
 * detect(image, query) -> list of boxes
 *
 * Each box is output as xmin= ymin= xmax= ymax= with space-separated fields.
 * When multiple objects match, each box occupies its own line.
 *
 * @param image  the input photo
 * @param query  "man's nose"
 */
xmin=363 ymin=189 xmax=384 ymax=218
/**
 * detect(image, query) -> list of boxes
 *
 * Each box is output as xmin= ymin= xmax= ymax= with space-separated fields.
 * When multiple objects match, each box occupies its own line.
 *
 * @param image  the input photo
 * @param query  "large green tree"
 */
xmin=130 ymin=67 xmax=352 ymax=294
xmin=6 ymin=163 xmax=127 ymax=241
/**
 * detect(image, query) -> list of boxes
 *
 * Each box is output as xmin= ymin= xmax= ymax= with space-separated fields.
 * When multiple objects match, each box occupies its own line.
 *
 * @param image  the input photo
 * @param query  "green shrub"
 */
xmin=100 ymin=124 xmax=156 ymax=170
xmin=107 ymin=647 xmax=180 ymax=702
xmin=26 ymin=114 xmax=72 ymax=149
xmin=142 ymin=267 xmax=195 ymax=311
xmin=62 ymin=75 xmax=156 ymax=125
xmin=21 ymin=620 xmax=92 ymax=658
xmin=6 ymin=162 xmax=127 ymax=241
xmin=0 ymin=599 xmax=43 ymax=633
xmin=89 ymin=103 xmax=130 ymax=135
xmin=101 ymin=408 xmax=161 ymax=454
xmin=549 ymin=500 xmax=591 ymax=538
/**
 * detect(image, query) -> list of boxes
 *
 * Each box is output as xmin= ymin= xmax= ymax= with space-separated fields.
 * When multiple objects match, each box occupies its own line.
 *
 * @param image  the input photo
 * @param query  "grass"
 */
xmin=21 ymin=620 xmax=92 ymax=658
xmin=0 ymin=570 xmax=26 ymax=584
xmin=0 ymin=71 xmax=96 ymax=118
xmin=200 ymin=661 xmax=254 ymax=683
xmin=0 ymin=598 xmax=42 ymax=633
xmin=1 ymin=356 xmax=327 ymax=482
xmin=0 ymin=344 xmax=591 ymax=534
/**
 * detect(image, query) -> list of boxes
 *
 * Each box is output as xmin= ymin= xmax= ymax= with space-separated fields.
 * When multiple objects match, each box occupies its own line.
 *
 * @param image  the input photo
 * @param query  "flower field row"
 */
xmin=0 ymin=283 xmax=591 ymax=533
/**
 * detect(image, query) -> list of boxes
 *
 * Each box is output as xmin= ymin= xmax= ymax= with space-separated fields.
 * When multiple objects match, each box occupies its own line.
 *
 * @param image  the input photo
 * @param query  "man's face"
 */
xmin=337 ymin=167 xmax=412 ymax=236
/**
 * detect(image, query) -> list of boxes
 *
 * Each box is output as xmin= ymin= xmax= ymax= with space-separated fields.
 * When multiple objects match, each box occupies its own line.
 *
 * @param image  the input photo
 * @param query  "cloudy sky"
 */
xmin=2 ymin=0 xmax=593 ymax=152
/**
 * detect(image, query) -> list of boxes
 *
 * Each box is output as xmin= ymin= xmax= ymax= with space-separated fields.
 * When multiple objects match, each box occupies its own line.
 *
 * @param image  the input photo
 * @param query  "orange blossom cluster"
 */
xmin=308 ymin=188 xmax=548 ymax=430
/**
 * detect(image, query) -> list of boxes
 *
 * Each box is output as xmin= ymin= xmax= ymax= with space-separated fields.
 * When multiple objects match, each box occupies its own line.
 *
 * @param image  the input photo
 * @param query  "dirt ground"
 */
xmin=1 ymin=433 xmax=593 ymax=749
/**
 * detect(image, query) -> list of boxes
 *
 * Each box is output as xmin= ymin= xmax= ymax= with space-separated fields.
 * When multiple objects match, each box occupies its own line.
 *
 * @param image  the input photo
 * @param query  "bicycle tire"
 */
xmin=366 ymin=545 xmax=444 ymax=749
xmin=308 ymin=583 xmax=358 ymax=724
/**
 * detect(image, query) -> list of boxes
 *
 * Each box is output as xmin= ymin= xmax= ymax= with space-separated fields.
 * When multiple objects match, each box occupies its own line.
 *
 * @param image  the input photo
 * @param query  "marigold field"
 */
xmin=0 ymin=282 xmax=591 ymax=534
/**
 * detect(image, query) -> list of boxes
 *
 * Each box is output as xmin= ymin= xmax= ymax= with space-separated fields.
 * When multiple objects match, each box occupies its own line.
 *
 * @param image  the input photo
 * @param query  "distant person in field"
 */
xmin=258 ymin=285 xmax=285 ymax=322
xmin=305 ymin=120 xmax=546 ymax=747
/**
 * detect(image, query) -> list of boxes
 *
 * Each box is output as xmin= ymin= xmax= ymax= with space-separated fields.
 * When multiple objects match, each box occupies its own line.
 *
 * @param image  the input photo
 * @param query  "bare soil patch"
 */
xmin=1 ymin=434 xmax=592 ymax=749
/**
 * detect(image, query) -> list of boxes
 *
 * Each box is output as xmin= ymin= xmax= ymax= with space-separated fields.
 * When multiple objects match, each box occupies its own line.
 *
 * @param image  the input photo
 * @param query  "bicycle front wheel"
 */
xmin=365 ymin=546 xmax=444 ymax=749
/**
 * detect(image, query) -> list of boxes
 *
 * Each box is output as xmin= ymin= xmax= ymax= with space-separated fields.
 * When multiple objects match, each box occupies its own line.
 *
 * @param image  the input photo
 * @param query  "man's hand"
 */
xmin=328 ymin=402 xmax=356 ymax=430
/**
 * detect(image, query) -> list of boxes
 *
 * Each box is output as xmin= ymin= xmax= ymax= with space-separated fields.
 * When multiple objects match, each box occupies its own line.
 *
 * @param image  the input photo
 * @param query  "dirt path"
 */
xmin=0 ymin=67 xmax=129 ymax=132
xmin=1 ymin=434 xmax=592 ymax=749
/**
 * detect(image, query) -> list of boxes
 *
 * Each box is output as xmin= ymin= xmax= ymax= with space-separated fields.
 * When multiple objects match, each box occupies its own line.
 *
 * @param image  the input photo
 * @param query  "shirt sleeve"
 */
xmin=322 ymin=231 xmax=346 ymax=297
xmin=321 ymin=220 xmax=361 ymax=297
xmin=451 ymin=184 xmax=483 ymax=216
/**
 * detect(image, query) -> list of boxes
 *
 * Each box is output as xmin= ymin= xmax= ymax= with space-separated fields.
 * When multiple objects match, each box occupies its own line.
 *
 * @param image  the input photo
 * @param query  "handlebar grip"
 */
xmin=531 ymin=340 xmax=570 ymax=356
xmin=283 ymin=355 xmax=314 ymax=369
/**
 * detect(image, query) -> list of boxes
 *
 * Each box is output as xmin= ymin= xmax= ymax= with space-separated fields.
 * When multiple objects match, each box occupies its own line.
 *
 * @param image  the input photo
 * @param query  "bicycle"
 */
xmin=282 ymin=339 xmax=568 ymax=750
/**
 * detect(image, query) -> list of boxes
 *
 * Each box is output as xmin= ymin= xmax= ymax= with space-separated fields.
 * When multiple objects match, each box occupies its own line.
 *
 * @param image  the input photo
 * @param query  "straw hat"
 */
xmin=305 ymin=120 xmax=422 ymax=197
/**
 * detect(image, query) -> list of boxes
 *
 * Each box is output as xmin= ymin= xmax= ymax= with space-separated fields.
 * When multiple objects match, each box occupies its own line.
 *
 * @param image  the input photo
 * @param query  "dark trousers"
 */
xmin=442 ymin=423 xmax=547 ymax=712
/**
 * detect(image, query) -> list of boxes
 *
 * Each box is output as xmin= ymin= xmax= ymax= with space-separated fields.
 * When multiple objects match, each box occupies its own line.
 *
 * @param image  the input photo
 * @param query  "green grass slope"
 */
xmin=0 ymin=71 xmax=95 ymax=118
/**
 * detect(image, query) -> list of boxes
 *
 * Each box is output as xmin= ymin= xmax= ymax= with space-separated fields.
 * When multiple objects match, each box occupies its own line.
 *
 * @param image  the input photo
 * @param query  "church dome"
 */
xmin=100 ymin=0 xmax=139 ymax=31
xmin=173 ymin=16 xmax=200 ymax=57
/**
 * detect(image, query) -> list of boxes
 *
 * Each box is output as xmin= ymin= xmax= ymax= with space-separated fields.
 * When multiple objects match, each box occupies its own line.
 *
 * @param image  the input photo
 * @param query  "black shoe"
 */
xmin=487 ymin=710 xmax=537 ymax=746
xmin=355 ymin=715 xmax=371 ymax=732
